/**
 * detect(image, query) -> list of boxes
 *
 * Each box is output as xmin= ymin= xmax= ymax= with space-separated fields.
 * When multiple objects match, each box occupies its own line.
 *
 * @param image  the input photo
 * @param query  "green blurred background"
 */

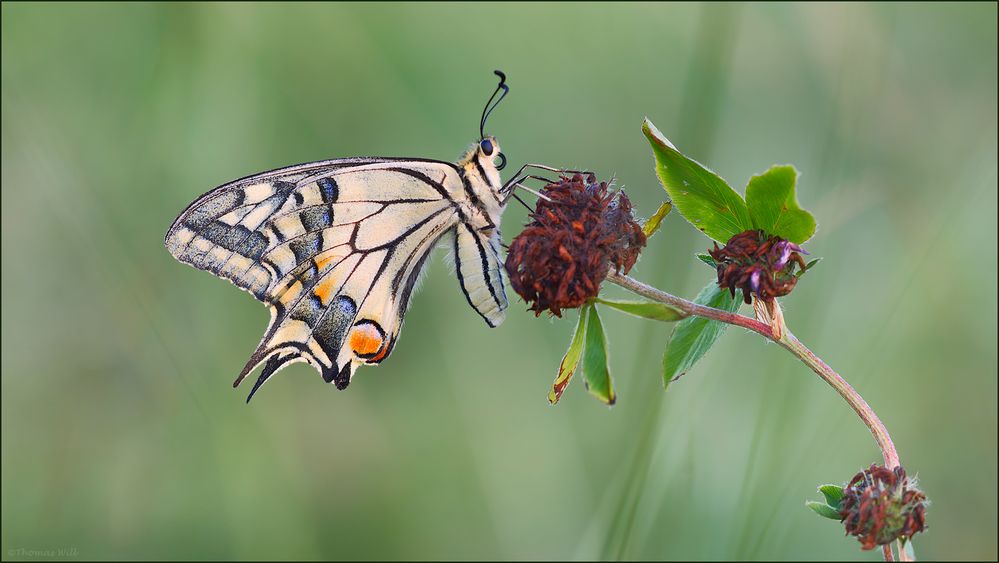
xmin=2 ymin=2 xmax=996 ymax=560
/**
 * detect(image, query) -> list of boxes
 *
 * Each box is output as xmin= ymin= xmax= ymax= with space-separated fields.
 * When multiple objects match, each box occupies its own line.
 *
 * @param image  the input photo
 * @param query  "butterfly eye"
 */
xmin=479 ymin=139 xmax=494 ymax=156
xmin=496 ymin=151 xmax=507 ymax=171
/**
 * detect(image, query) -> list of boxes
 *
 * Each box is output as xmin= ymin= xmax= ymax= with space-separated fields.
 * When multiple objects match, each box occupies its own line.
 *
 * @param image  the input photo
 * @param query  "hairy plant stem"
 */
xmin=607 ymin=271 xmax=906 ymax=560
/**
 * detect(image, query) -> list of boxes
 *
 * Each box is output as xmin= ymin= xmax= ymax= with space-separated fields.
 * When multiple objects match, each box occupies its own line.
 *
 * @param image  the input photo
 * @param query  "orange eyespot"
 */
xmin=349 ymin=321 xmax=385 ymax=359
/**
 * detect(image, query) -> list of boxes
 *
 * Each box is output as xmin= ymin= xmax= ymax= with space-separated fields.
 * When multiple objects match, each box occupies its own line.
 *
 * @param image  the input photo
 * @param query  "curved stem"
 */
xmin=779 ymin=331 xmax=900 ymax=469
xmin=606 ymin=271 xmax=900 ymax=469
xmin=609 ymin=271 xmax=906 ymax=560
xmin=607 ymin=271 xmax=773 ymax=336
xmin=608 ymin=271 xmax=910 ymax=561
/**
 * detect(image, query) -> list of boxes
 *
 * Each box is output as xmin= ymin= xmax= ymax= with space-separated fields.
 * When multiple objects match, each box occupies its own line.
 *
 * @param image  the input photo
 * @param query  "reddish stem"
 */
xmin=607 ymin=271 xmax=906 ymax=561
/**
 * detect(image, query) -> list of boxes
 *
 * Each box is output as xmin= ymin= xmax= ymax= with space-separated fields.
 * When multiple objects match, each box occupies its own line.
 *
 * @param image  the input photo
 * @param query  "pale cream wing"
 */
xmin=164 ymin=158 xmax=463 ymax=399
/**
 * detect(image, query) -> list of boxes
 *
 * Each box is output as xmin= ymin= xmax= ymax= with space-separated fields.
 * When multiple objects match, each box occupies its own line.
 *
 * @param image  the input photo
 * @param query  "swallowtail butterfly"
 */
xmin=165 ymin=71 xmax=567 ymax=401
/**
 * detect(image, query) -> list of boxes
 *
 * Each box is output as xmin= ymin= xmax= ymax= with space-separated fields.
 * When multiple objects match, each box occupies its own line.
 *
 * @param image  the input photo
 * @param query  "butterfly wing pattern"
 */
xmin=166 ymin=156 xmax=507 ymax=400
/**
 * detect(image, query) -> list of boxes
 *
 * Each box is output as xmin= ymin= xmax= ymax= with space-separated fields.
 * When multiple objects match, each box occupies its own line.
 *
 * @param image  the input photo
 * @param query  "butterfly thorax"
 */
xmin=456 ymin=136 xmax=507 ymax=232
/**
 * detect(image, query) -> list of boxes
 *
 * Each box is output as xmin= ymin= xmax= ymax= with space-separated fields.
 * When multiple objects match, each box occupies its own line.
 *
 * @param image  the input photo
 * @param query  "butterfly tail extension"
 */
xmin=245 ymin=352 xmax=300 ymax=403
xmin=234 ymin=337 xmax=356 ymax=399
xmin=328 ymin=360 xmax=355 ymax=391
xmin=234 ymin=291 xmax=364 ymax=395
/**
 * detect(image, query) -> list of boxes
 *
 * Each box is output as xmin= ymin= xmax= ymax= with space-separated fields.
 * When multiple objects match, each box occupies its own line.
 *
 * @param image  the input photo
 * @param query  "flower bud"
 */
xmin=839 ymin=464 xmax=928 ymax=550
xmin=505 ymin=174 xmax=646 ymax=316
xmin=708 ymin=229 xmax=808 ymax=304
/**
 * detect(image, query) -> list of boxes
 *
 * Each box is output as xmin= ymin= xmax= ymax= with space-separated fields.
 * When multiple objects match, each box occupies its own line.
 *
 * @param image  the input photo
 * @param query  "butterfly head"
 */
xmin=476 ymin=135 xmax=505 ymax=171
xmin=458 ymin=135 xmax=506 ymax=220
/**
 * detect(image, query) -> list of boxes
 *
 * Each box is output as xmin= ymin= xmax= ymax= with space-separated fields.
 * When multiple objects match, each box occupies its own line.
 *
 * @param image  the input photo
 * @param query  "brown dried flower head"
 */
xmin=709 ymin=229 xmax=808 ymax=304
xmin=839 ymin=464 xmax=928 ymax=550
xmin=505 ymin=174 xmax=646 ymax=316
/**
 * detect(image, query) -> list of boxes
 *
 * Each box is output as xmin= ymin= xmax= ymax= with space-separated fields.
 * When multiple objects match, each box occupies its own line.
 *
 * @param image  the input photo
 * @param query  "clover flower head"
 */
xmin=505 ymin=174 xmax=646 ymax=316
xmin=839 ymin=464 xmax=928 ymax=550
xmin=709 ymin=229 xmax=808 ymax=304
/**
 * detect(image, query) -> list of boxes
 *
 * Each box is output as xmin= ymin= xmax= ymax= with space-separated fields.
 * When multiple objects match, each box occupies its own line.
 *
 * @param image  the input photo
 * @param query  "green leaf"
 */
xmin=595 ymin=297 xmax=687 ymax=322
xmin=642 ymin=118 xmax=753 ymax=243
xmin=819 ymin=484 xmax=844 ymax=508
xmin=548 ymin=307 xmax=589 ymax=405
xmin=662 ymin=280 xmax=740 ymax=389
xmin=642 ymin=201 xmax=673 ymax=238
xmin=581 ymin=305 xmax=616 ymax=405
xmin=696 ymin=253 xmax=717 ymax=269
xmin=796 ymin=257 xmax=822 ymax=279
xmin=806 ymin=501 xmax=842 ymax=521
xmin=744 ymin=165 xmax=817 ymax=244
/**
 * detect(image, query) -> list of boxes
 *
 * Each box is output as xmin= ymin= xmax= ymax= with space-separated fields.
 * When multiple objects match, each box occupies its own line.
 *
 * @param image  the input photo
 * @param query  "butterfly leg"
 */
xmin=501 ymin=164 xmax=593 ymax=201
xmin=502 ymin=163 xmax=592 ymax=186
xmin=504 ymin=163 xmax=592 ymax=180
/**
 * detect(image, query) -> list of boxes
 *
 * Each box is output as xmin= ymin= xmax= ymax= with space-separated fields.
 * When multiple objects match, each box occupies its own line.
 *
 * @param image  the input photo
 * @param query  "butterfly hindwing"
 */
xmin=453 ymin=223 xmax=508 ymax=327
xmin=165 ymin=158 xmax=467 ymax=396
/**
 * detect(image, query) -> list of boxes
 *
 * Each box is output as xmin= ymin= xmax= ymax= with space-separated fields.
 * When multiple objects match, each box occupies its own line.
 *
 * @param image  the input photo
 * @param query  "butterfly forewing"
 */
xmin=165 ymin=158 xmax=473 ymax=396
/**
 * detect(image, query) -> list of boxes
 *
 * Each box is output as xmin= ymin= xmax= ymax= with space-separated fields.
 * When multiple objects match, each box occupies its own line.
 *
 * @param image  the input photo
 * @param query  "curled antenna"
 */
xmin=479 ymin=70 xmax=509 ymax=139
